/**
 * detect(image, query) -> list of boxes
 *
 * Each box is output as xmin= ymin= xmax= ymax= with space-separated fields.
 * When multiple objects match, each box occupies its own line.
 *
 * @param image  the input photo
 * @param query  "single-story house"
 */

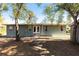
xmin=4 ymin=24 xmax=67 ymax=37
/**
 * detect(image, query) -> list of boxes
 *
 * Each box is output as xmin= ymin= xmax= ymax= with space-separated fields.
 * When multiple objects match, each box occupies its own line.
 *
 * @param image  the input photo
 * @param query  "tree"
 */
xmin=67 ymin=13 xmax=72 ymax=24
xmin=41 ymin=17 xmax=48 ymax=24
xmin=26 ymin=10 xmax=37 ymax=24
xmin=56 ymin=9 xmax=64 ymax=24
xmin=0 ymin=4 xmax=8 ymax=35
xmin=0 ymin=3 xmax=8 ymax=23
xmin=10 ymin=3 xmax=35 ymax=41
xmin=43 ymin=5 xmax=55 ymax=24
xmin=43 ymin=4 xmax=64 ymax=24
xmin=11 ymin=3 xmax=28 ymax=41
xmin=58 ymin=3 xmax=79 ymax=43
xmin=43 ymin=3 xmax=79 ymax=43
xmin=0 ymin=16 xmax=3 ymax=24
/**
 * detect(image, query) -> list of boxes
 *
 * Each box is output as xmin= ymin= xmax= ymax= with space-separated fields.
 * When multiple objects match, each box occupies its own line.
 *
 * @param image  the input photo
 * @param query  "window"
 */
xmin=9 ymin=26 xmax=13 ymax=30
xmin=45 ymin=26 xmax=47 ymax=31
xmin=60 ymin=25 xmax=63 ymax=31
xmin=33 ymin=26 xmax=40 ymax=33
xmin=37 ymin=26 xmax=39 ymax=32
xmin=33 ymin=26 xmax=36 ymax=32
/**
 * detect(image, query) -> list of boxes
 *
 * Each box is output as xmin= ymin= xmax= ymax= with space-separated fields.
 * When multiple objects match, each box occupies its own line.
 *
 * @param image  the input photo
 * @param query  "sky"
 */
xmin=27 ymin=3 xmax=47 ymax=23
xmin=2 ymin=3 xmax=68 ymax=24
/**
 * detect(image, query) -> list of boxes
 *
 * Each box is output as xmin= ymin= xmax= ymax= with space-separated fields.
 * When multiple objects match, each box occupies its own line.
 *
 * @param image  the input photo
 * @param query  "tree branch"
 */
xmin=15 ymin=3 xmax=23 ymax=20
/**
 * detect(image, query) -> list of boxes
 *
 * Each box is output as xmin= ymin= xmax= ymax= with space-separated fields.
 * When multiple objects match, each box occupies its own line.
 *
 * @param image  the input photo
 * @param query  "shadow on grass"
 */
xmin=0 ymin=39 xmax=79 ymax=56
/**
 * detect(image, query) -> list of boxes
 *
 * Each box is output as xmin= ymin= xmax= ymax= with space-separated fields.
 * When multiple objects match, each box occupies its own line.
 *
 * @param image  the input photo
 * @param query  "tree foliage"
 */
xmin=10 ymin=3 xmax=27 ymax=20
xmin=43 ymin=4 xmax=64 ymax=24
xmin=0 ymin=3 xmax=8 ymax=22
xmin=43 ymin=5 xmax=55 ymax=23
xmin=57 ymin=3 xmax=79 ymax=43
xmin=66 ymin=13 xmax=72 ymax=24
xmin=58 ymin=3 xmax=79 ymax=18
xmin=56 ymin=9 xmax=64 ymax=24
xmin=26 ymin=10 xmax=37 ymax=24
xmin=10 ymin=3 xmax=36 ymax=24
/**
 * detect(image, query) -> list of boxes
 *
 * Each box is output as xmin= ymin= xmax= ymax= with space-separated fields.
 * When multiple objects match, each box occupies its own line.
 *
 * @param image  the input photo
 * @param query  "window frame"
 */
xmin=33 ymin=26 xmax=40 ymax=33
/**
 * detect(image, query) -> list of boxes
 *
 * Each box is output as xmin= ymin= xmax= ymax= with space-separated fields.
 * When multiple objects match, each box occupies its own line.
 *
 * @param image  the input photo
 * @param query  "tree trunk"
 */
xmin=72 ymin=16 xmax=77 ymax=43
xmin=14 ymin=4 xmax=23 ymax=41
xmin=15 ymin=18 xmax=20 ymax=41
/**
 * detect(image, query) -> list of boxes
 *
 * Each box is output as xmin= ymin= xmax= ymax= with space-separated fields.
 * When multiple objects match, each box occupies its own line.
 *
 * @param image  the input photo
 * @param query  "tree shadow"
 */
xmin=43 ymin=40 xmax=79 ymax=56
xmin=0 ymin=40 xmax=48 ymax=56
xmin=0 ymin=39 xmax=79 ymax=56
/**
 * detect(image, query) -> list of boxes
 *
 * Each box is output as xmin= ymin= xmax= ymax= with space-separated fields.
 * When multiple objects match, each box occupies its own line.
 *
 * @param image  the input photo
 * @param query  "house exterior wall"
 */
xmin=7 ymin=25 xmax=16 ymax=37
xmin=6 ymin=25 xmax=66 ymax=37
xmin=40 ymin=25 xmax=66 ymax=36
xmin=7 ymin=25 xmax=33 ymax=37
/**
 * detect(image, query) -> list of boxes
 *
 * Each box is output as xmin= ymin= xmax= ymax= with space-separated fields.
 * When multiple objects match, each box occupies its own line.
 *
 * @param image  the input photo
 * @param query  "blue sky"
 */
xmin=2 ymin=3 xmax=68 ymax=24
xmin=27 ymin=3 xmax=47 ymax=23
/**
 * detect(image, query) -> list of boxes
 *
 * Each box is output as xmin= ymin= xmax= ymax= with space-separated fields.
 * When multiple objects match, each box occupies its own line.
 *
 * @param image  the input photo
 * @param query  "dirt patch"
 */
xmin=0 ymin=39 xmax=79 ymax=56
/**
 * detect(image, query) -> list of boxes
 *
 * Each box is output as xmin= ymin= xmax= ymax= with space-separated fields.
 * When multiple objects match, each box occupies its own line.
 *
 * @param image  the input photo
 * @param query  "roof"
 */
xmin=3 ymin=23 xmax=66 ymax=26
